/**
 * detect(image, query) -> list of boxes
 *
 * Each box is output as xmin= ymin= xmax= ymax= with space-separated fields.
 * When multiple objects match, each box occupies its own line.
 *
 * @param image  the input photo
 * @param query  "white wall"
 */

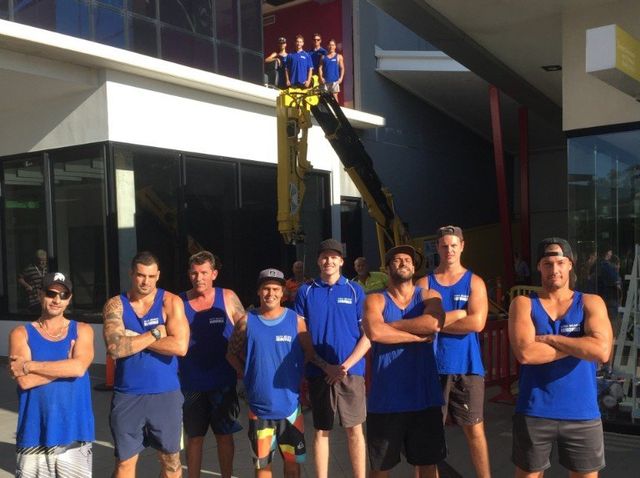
xmin=562 ymin=0 xmax=640 ymax=131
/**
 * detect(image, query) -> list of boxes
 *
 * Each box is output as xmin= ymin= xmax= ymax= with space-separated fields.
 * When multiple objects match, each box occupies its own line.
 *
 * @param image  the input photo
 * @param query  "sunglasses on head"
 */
xmin=45 ymin=289 xmax=71 ymax=300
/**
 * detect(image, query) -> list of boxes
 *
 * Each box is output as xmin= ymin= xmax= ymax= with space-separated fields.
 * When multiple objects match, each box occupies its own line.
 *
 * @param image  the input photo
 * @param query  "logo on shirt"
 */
xmin=209 ymin=317 xmax=225 ymax=325
xmin=453 ymin=294 xmax=469 ymax=303
xmin=143 ymin=317 xmax=160 ymax=328
xmin=337 ymin=297 xmax=353 ymax=305
xmin=560 ymin=323 xmax=582 ymax=335
xmin=276 ymin=335 xmax=292 ymax=342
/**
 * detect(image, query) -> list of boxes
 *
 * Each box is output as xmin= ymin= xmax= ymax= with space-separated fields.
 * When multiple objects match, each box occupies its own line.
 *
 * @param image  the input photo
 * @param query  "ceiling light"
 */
xmin=541 ymin=65 xmax=562 ymax=72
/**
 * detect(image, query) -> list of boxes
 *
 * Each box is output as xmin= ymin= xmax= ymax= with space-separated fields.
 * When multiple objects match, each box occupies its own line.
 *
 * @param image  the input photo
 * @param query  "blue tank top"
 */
xmin=516 ymin=292 xmax=600 ymax=420
xmin=178 ymin=289 xmax=237 ymax=391
xmin=276 ymin=52 xmax=288 ymax=88
xmin=322 ymin=53 xmax=340 ymax=82
xmin=368 ymin=288 xmax=444 ymax=413
xmin=244 ymin=309 xmax=304 ymax=419
xmin=115 ymin=289 xmax=180 ymax=394
xmin=17 ymin=321 xmax=95 ymax=447
xmin=429 ymin=271 xmax=485 ymax=376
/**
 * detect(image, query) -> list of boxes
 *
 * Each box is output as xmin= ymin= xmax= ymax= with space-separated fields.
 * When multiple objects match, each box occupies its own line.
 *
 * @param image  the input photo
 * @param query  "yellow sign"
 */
xmin=615 ymin=25 xmax=640 ymax=83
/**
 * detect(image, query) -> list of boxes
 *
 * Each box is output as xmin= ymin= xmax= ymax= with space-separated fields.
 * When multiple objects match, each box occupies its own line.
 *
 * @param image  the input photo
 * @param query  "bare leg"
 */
xmin=462 ymin=422 xmax=491 ymax=478
xmin=214 ymin=433 xmax=235 ymax=478
xmin=113 ymin=454 xmax=139 ymax=478
xmin=283 ymin=461 xmax=300 ymax=478
xmin=186 ymin=436 xmax=204 ymax=478
xmin=345 ymin=424 xmax=366 ymax=478
xmin=515 ymin=467 xmax=544 ymax=478
xmin=158 ymin=451 xmax=182 ymax=478
xmin=256 ymin=463 xmax=272 ymax=478
xmin=370 ymin=471 xmax=390 ymax=478
xmin=569 ymin=472 xmax=598 ymax=478
xmin=417 ymin=464 xmax=439 ymax=478
xmin=314 ymin=429 xmax=330 ymax=478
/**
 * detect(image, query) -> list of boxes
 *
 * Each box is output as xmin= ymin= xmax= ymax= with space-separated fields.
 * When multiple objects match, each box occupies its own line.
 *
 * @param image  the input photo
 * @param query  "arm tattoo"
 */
xmin=103 ymin=297 xmax=133 ymax=359
xmin=227 ymin=319 xmax=247 ymax=361
xmin=228 ymin=292 xmax=246 ymax=322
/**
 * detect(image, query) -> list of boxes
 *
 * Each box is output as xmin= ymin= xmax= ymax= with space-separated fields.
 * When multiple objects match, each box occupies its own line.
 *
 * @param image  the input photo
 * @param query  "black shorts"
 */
xmin=512 ymin=414 xmax=605 ymax=473
xmin=110 ymin=390 xmax=183 ymax=461
xmin=367 ymin=407 xmax=447 ymax=471
xmin=308 ymin=374 xmax=366 ymax=430
xmin=182 ymin=387 xmax=242 ymax=437
xmin=441 ymin=374 xmax=485 ymax=426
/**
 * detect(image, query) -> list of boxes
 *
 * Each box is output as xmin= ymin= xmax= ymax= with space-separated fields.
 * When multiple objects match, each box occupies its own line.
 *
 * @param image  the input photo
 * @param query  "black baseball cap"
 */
xmin=536 ymin=237 xmax=574 ymax=264
xmin=318 ymin=238 xmax=344 ymax=257
xmin=436 ymin=225 xmax=464 ymax=241
xmin=257 ymin=268 xmax=286 ymax=286
xmin=42 ymin=272 xmax=73 ymax=293
xmin=384 ymin=245 xmax=418 ymax=265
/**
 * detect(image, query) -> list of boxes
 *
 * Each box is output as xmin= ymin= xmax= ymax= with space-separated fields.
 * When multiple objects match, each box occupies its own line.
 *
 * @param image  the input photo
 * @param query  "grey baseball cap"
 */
xmin=257 ymin=268 xmax=286 ymax=286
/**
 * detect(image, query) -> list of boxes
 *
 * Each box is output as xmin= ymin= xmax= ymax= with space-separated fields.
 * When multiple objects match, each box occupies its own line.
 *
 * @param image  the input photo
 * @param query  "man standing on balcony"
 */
xmin=416 ymin=226 xmax=490 ymax=478
xmin=509 ymin=238 xmax=611 ymax=477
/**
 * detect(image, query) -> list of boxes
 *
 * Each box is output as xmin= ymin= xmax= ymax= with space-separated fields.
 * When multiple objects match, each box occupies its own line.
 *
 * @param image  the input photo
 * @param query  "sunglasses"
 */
xmin=45 ymin=289 xmax=71 ymax=300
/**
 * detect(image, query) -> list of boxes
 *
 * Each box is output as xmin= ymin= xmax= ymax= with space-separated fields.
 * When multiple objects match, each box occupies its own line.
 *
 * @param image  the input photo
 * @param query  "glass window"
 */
xmin=568 ymin=129 xmax=640 ymax=325
xmin=215 ymin=0 xmax=237 ymax=45
xmin=159 ymin=0 xmax=213 ymax=36
xmin=161 ymin=26 xmax=215 ymax=72
xmin=129 ymin=0 xmax=156 ymax=18
xmin=50 ymin=146 xmax=108 ymax=321
xmin=95 ymin=6 xmax=125 ymax=48
xmin=242 ymin=50 xmax=263 ymax=84
xmin=0 ymin=0 xmax=9 ymax=19
xmin=239 ymin=0 xmax=260 ymax=51
xmin=114 ymin=146 xmax=182 ymax=293
xmin=97 ymin=0 xmax=124 ymax=8
xmin=130 ymin=16 xmax=158 ymax=57
xmin=2 ymin=155 xmax=47 ymax=315
xmin=15 ymin=0 xmax=91 ymax=40
xmin=217 ymin=42 xmax=239 ymax=78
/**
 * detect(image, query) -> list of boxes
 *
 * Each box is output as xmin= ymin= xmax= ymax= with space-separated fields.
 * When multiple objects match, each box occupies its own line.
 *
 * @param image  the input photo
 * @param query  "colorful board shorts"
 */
xmin=248 ymin=405 xmax=306 ymax=469
xmin=16 ymin=442 xmax=93 ymax=478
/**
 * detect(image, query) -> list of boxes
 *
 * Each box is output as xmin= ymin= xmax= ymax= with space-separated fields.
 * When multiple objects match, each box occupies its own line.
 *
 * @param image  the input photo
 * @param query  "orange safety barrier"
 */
xmin=480 ymin=319 xmax=518 ymax=404
xmin=94 ymin=355 xmax=115 ymax=391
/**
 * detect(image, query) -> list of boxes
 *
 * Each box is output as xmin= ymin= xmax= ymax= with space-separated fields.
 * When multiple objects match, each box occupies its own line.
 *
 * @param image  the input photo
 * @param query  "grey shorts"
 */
xmin=308 ymin=374 xmax=366 ymax=430
xmin=441 ymin=374 xmax=485 ymax=425
xmin=323 ymin=82 xmax=340 ymax=93
xmin=16 ymin=442 xmax=92 ymax=478
xmin=512 ymin=414 xmax=605 ymax=473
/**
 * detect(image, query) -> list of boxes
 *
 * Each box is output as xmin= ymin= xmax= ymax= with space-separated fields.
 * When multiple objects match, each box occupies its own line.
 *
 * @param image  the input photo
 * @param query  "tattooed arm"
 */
xmin=226 ymin=316 xmax=248 ymax=378
xmin=103 ymin=296 xmax=157 ymax=359
xmin=223 ymin=289 xmax=246 ymax=326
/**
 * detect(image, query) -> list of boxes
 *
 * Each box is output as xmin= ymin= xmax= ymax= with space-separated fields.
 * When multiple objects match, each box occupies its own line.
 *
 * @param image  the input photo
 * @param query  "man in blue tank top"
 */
xmin=9 ymin=272 xmax=95 ymax=477
xmin=226 ymin=268 xmax=319 ymax=477
xmin=295 ymin=238 xmax=370 ymax=478
xmin=179 ymin=251 xmax=245 ymax=478
xmin=363 ymin=245 xmax=447 ymax=477
xmin=318 ymin=39 xmax=345 ymax=101
xmin=103 ymin=251 xmax=189 ymax=478
xmin=415 ymin=225 xmax=491 ymax=478
xmin=509 ymin=238 xmax=612 ymax=477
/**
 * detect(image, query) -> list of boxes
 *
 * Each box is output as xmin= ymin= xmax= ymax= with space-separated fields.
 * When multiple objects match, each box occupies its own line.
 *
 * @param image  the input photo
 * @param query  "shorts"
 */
xmin=367 ymin=407 xmax=447 ymax=471
xmin=248 ymin=406 xmax=306 ymax=469
xmin=182 ymin=387 xmax=242 ymax=437
xmin=308 ymin=374 xmax=366 ymax=430
xmin=441 ymin=374 xmax=485 ymax=425
xmin=16 ymin=442 xmax=92 ymax=478
xmin=323 ymin=82 xmax=340 ymax=93
xmin=110 ymin=390 xmax=184 ymax=461
xmin=512 ymin=414 xmax=605 ymax=473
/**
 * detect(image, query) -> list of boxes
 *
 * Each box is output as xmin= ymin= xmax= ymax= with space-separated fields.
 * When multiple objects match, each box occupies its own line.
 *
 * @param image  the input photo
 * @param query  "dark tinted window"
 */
xmin=129 ymin=0 xmax=156 ymax=18
xmin=130 ymin=16 xmax=158 ymax=57
xmin=15 ymin=0 xmax=91 ymax=39
xmin=0 ymin=0 xmax=9 ymax=19
xmin=95 ymin=6 xmax=125 ymax=48
xmin=215 ymin=0 xmax=237 ymax=44
xmin=242 ymin=51 xmax=263 ymax=84
xmin=161 ymin=26 xmax=215 ymax=72
xmin=217 ymin=43 xmax=239 ymax=78
xmin=239 ymin=0 xmax=260 ymax=51
xmin=159 ymin=0 xmax=213 ymax=36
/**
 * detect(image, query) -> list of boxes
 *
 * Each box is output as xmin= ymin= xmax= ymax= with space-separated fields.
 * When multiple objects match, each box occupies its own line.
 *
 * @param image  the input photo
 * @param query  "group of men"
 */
xmin=265 ymin=33 xmax=344 ymax=100
xmin=7 ymin=227 xmax=612 ymax=478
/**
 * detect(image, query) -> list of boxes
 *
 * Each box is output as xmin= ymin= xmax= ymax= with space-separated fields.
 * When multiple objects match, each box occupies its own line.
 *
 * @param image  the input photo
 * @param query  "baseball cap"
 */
xmin=257 ymin=268 xmax=286 ymax=286
xmin=318 ymin=238 xmax=344 ymax=257
xmin=42 ymin=272 xmax=73 ymax=293
xmin=385 ymin=245 xmax=417 ymax=265
xmin=536 ymin=237 xmax=574 ymax=264
xmin=278 ymin=37 xmax=286 ymax=43
xmin=436 ymin=225 xmax=464 ymax=241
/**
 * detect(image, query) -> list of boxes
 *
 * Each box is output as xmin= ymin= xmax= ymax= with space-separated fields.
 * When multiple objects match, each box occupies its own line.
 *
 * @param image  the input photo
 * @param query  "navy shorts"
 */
xmin=182 ymin=387 xmax=242 ymax=437
xmin=110 ymin=389 xmax=183 ymax=461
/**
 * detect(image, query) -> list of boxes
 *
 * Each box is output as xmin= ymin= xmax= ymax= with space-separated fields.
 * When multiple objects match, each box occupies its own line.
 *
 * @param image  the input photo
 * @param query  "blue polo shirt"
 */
xmin=286 ymin=50 xmax=313 ymax=86
xmin=295 ymin=276 xmax=365 ymax=378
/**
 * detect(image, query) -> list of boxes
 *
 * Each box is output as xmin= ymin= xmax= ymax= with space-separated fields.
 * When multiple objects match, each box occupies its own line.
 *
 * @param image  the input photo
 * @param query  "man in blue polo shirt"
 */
xmin=285 ymin=34 xmax=313 ymax=88
xmin=295 ymin=238 xmax=369 ymax=478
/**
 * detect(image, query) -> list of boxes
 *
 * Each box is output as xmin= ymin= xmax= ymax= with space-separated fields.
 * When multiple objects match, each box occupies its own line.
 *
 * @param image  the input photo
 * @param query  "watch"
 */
xmin=150 ymin=328 xmax=161 ymax=341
